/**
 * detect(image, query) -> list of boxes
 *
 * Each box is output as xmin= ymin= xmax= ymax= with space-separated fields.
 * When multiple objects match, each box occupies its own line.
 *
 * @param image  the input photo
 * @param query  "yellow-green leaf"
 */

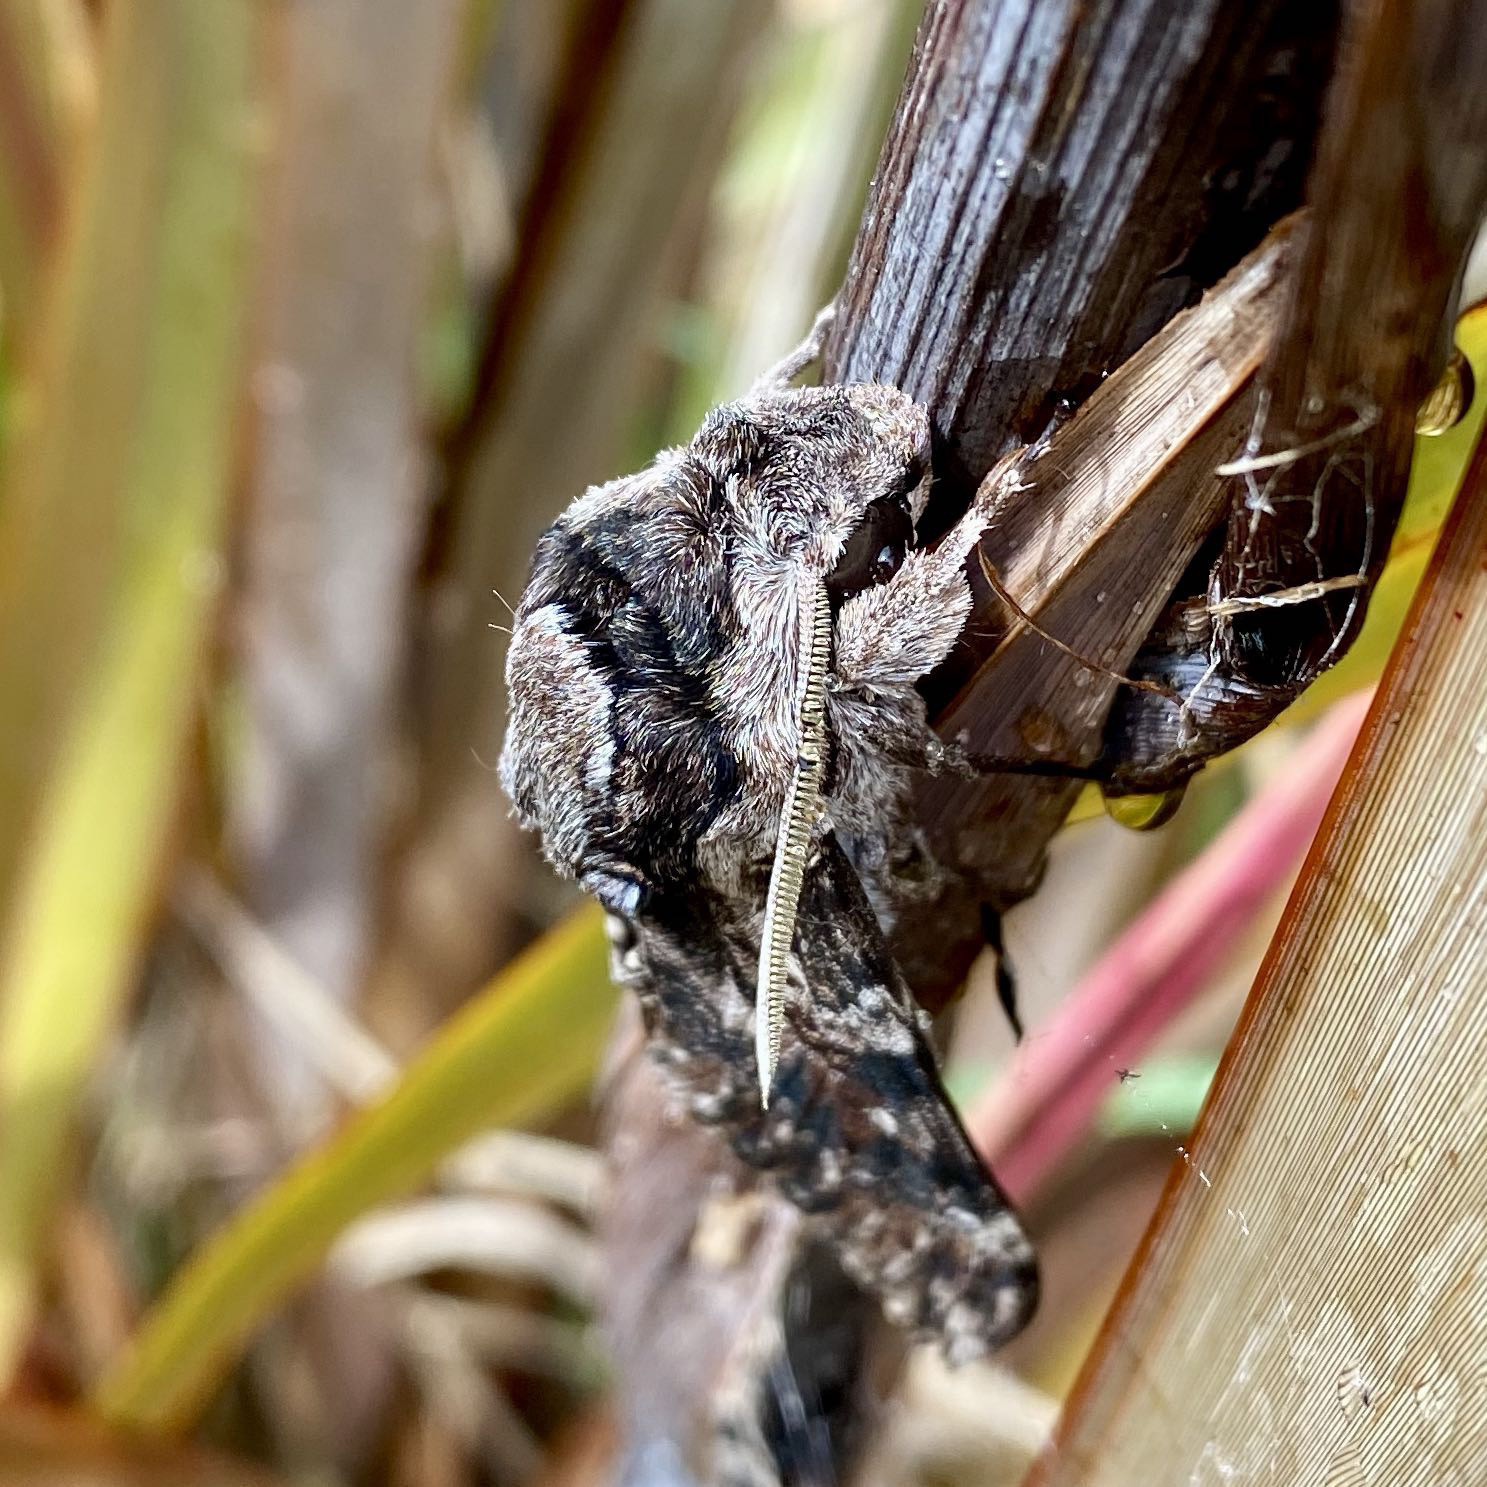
xmin=0 ymin=0 xmax=93 ymax=358
xmin=0 ymin=0 xmax=261 ymax=1384
xmin=95 ymin=906 xmax=613 ymax=1434
xmin=1283 ymin=306 xmax=1487 ymax=721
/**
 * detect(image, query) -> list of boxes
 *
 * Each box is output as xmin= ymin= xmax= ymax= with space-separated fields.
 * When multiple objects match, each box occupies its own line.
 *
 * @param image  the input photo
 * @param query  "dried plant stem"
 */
xmin=1029 ymin=422 xmax=1487 ymax=1487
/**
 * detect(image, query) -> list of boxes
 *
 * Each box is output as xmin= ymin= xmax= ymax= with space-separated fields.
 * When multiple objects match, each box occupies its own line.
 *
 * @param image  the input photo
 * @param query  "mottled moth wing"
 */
xmin=609 ymin=835 xmax=1037 ymax=1363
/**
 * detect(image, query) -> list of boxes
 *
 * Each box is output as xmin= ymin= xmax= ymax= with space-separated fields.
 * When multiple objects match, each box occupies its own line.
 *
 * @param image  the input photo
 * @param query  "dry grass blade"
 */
xmin=903 ymin=225 xmax=1294 ymax=997
xmin=403 ymin=1292 xmax=598 ymax=1384
xmin=176 ymin=869 xmax=400 ymax=1106
xmin=1105 ymin=0 xmax=1487 ymax=783
xmin=94 ymin=908 xmax=612 ymax=1435
xmin=181 ymin=867 xmax=604 ymax=1211
xmin=331 ymin=1197 xmax=599 ymax=1301
xmin=874 ymin=1353 xmax=1058 ymax=1485
xmin=0 ymin=1403 xmax=284 ymax=1487
xmin=0 ymin=0 xmax=92 ymax=352
xmin=1025 ymin=424 xmax=1487 ymax=1482
xmin=228 ymin=0 xmax=466 ymax=1116
xmin=0 ymin=0 xmax=261 ymax=1382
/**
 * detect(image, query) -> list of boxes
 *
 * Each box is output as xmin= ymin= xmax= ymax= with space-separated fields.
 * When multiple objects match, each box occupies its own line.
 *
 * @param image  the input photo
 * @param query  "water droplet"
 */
xmin=1101 ymin=784 xmax=1187 ymax=831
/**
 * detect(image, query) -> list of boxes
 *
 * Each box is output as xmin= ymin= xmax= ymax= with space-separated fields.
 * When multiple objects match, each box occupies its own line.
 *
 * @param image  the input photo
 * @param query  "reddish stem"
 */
xmin=969 ymin=690 xmax=1371 ymax=1203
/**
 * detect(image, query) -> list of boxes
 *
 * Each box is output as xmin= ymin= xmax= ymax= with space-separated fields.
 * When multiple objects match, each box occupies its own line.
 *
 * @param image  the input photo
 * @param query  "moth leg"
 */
xmin=940 ymin=735 xmax=1106 ymax=781
xmin=750 ymin=301 xmax=837 ymax=394
xmin=979 ymin=904 xmax=1023 ymax=1042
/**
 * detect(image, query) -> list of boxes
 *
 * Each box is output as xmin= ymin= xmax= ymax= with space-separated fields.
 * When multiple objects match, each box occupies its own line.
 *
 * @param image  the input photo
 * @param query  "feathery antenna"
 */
xmin=755 ymin=581 xmax=832 ymax=1107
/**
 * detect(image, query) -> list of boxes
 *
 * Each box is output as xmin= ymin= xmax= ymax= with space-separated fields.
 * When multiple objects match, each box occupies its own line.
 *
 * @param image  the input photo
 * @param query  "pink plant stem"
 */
xmin=968 ymin=690 xmax=1372 ymax=1205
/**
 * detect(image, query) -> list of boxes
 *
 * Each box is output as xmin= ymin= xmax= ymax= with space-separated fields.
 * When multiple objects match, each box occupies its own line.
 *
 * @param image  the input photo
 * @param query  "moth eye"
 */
xmin=826 ymin=496 xmax=914 ymax=606
xmin=889 ymin=455 xmax=927 ymax=503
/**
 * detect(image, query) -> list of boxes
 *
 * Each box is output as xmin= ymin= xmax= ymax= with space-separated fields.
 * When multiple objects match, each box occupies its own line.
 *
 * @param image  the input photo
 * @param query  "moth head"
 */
xmin=693 ymin=382 xmax=931 ymax=599
xmin=500 ymin=383 xmax=941 ymax=898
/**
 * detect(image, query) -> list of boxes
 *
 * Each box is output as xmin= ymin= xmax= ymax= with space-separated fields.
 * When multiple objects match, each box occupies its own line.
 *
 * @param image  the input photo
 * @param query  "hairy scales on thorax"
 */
xmin=500 ymin=343 xmax=1037 ymax=1362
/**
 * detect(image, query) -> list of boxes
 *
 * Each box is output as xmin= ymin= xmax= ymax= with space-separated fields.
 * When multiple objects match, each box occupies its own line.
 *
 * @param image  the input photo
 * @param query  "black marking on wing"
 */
xmin=527 ymin=514 xmax=740 ymax=883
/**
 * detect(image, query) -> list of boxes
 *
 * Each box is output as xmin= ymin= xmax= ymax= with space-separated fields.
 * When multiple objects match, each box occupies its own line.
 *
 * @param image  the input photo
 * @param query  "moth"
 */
xmin=500 ymin=316 xmax=1037 ymax=1361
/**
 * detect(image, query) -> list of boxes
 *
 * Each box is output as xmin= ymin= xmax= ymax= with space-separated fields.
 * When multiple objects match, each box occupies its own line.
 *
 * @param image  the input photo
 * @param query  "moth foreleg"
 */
xmin=749 ymin=301 xmax=837 ymax=395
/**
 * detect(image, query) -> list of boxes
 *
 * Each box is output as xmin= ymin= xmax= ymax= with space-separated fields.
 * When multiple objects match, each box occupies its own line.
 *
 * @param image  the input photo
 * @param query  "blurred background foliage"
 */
xmin=0 ymin=1 xmax=1479 ymax=1484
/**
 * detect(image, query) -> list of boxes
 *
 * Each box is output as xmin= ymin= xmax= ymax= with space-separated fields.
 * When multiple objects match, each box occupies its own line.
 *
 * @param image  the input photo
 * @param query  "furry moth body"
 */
xmin=500 ymin=343 xmax=1038 ymax=1361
